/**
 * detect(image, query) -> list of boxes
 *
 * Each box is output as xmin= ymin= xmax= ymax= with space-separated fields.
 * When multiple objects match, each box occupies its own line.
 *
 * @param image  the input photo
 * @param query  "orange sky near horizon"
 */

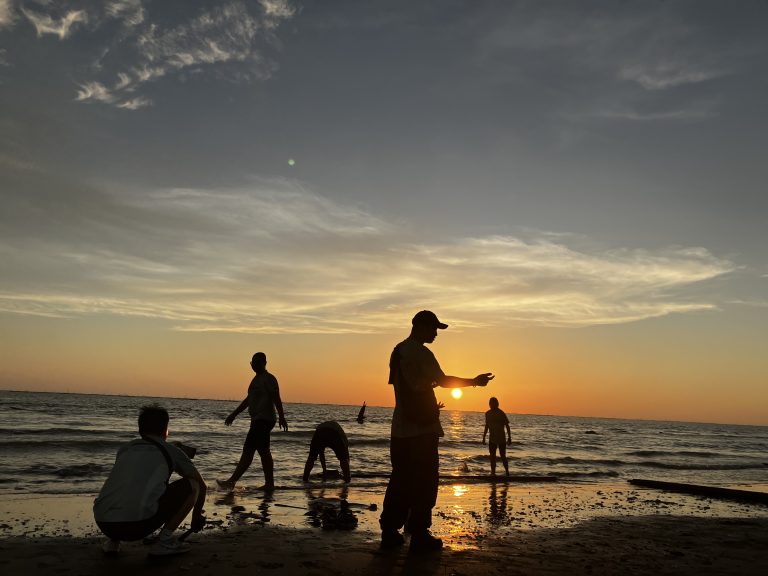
xmin=3 ymin=309 xmax=766 ymax=427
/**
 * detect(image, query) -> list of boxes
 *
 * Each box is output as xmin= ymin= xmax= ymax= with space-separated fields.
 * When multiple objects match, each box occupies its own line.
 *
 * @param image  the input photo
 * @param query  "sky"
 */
xmin=1 ymin=0 xmax=766 ymax=425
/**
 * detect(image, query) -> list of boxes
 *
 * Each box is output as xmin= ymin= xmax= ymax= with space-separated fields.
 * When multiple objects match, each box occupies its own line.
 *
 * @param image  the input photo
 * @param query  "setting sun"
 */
xmin=451 ymin=388 xmax=463 ymax=400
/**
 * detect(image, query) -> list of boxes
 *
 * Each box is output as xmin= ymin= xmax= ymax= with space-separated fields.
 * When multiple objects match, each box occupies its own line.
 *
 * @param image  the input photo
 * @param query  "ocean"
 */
xmin=2 ymin=390 xmax=767 ymax=497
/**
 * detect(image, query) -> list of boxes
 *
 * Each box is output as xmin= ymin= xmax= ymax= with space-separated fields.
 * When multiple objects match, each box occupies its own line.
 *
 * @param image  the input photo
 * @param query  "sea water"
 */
xmin=2 ymin=390 xmax=767 ymax=496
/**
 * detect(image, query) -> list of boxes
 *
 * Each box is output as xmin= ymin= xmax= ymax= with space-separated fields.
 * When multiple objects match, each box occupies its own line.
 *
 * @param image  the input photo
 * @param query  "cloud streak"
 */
xmin=21 ymin=7 xmax=88 ymax=40
xmin=84 ymin=0 xmax=294 ymax=108
xmin=10 ymin=0 xmax=296 ymax=109
xmin=0 ymin=179 xmax=736 ymax=333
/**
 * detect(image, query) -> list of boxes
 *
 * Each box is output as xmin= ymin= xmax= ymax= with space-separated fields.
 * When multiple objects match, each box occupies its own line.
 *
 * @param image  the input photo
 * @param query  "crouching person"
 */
xmin=93 ymin=405 xmax=207 ymax=556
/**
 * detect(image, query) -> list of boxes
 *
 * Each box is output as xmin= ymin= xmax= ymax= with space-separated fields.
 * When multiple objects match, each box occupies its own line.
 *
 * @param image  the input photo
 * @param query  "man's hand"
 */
xmin=437 ymin=401 xmax=445 ymax=410
xmin=507 ymin=438 xmax=512 ymax=446
xmin=473 ymin=373 xmax=494 ymax=387
xmin=278 ymin=416 xmax=288 ymax=431
xmin=224 ymin=413 xmax=236 ymax=426
xmin=191 ymin=512 xmax=206 ymax=533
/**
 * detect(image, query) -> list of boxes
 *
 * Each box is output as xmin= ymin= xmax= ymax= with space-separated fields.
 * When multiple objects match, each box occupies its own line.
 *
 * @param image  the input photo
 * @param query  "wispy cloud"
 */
xmin=620 ymin=61 xmax=728 ymax=90
xmin=0 ymin=179 xmax=736 ymax=333
xmin=4 ymin=1 xmax=295 ymax=108
xmin=72 ymin=0 xmax=295 ymax=109
xmin=106 ymin=0 xmax=145 ymax=28
xmin=21 ymin=7 xmax=88 ymax=40
xmin=75 ymin=81 xmax=116 ymax=104
xmin=475 ymin=3 xmax=745 ymax=126
xmin=585 ymin=100 xmax=718 ymax=122
xmin=0 ymin=0 xmax=14 ymax=29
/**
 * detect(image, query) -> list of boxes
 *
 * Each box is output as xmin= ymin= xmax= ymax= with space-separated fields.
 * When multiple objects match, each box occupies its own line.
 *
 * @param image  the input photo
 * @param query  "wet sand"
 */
xmin=1 ymin=481 xmax=767 ymax=574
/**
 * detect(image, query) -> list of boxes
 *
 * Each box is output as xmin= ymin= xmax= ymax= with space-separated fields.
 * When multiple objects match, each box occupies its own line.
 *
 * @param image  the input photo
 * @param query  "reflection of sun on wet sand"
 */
xmin=2 ymin=481 xmax=767 ymax=575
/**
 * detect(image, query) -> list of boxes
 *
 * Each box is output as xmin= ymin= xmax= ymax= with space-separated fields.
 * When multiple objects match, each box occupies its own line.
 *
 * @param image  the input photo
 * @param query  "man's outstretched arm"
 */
xmin=437 ymin=373 xmax=494 ymax=388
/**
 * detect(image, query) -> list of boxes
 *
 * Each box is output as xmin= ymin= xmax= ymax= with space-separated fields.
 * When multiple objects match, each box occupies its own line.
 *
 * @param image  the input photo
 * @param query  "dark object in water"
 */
xmin=584 ymin=430 xmax=597 ymax=435
xmin=357 ymin=402 xmax=366 ymax=423
xmin=629 ymin=479 xmax=768 ymax=505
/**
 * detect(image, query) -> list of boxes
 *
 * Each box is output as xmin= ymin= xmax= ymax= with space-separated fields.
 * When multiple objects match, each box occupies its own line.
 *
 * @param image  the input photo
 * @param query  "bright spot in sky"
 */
xmin=451 ymin=388 xmax=463 ymax=399
xmin=288 ymin=158 xmax=296 ymax=166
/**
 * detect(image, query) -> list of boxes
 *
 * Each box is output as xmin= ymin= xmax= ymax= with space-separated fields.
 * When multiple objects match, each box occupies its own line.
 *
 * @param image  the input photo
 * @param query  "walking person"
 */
xmin=379 ymin=310 xmax=494 ymax=551
xmin=217 ymin=352 xmax=287 ymax=491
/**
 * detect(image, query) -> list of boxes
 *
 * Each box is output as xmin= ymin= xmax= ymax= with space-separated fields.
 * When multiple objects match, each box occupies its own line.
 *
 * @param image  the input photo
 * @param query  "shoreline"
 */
xmin=2 ymin=479 xmax=767 ymax=539
xmin=0 ymin=514 xmax=766 ymax=575
xmin=3 ymin=481 xmax=767 ymax=574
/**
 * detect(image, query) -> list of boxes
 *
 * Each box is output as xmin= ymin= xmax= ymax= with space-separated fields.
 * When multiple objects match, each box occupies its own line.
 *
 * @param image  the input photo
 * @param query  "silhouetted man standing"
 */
xmin=380 ymin=310 xmax=494 ymax=551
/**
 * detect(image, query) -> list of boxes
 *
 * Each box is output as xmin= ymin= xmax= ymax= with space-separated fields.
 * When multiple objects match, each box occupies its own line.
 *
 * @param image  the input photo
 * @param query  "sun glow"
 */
xmin=451 ymin=388 xmax=463 ymax=399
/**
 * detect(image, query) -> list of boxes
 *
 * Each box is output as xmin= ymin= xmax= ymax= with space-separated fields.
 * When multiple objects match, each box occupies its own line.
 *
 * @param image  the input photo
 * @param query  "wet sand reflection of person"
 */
xmin=304 ymin=484 xmax=350 ymax=528
xmin=487 ymin=483 xmax=510 ymax=526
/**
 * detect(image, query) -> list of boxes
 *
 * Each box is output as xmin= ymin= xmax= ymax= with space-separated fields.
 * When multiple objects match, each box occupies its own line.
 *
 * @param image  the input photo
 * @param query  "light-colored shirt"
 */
xmin=485 ymin=408 xmax=510 ymax=445
xmin=389 ymin=337 xmax=445 ymax=439
xmin=93 ymin=436 xmax=196 ymax=523
xmin=248 ymin=371 xmax=280 ymax=422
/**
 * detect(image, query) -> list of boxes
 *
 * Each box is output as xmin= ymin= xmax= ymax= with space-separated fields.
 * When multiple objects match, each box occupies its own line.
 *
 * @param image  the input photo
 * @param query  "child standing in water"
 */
xmin=482 ymin=397 xmax=512 ymax=476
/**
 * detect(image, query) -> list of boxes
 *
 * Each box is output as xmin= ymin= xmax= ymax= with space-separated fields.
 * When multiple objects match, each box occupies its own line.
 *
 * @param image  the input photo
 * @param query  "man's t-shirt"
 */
xmin=310 ymin=421 xmax=350 ymax=460
xmin=485 ymin=408 xmax=509 ymax=445
xmin=93 ymin=436 xmax=196 ymax=523
xmin=389 ymin=337 xmax=445 ymax=439
xmin=248 ymin=371 xmax=279 ymax=422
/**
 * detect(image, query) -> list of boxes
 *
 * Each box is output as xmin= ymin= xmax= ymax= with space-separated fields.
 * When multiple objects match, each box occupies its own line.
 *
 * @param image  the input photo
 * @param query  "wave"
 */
xmin=0 ymin=439 xmax=125 ymax=450
xmin=0 ymin=427 xmax=132 ymax=437
xmin=548 ymin=471 xmax=621 ymax=479
xmin=21 ymin=463 xmax=109 ymax=478
xmin=626 ymin=450 xmax=718 ymax=458
xmin=637 ymin=461 xmax=765 ymax=471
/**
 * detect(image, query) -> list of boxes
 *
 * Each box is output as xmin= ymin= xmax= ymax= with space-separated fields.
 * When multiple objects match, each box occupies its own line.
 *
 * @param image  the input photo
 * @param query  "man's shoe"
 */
xmin=380 ymin=529 xmax=405 ymax=549
xmin=101 ymin=538 xmax=121 ymax=555
xmin=410 ymin=531 xmax=443 ymax=552
xmin=148 ymin=537 xmax=191 ymax=557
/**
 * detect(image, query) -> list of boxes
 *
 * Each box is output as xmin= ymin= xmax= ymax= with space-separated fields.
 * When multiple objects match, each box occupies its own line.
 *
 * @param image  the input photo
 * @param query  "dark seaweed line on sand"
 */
xmin=629 ymin=478 xmax=768 ymax=505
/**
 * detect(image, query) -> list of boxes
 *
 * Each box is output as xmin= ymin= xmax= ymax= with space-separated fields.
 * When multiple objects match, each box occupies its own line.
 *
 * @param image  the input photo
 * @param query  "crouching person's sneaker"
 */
xmin=409 ymin=531 xmax=443 ymax=552
xmin=380 ymin=529 xmax=405 ymax=549
xmin=148 ymin=537 xmax=191 ymax=557
xmin=101 ymin=538 xmax=121 ymax=555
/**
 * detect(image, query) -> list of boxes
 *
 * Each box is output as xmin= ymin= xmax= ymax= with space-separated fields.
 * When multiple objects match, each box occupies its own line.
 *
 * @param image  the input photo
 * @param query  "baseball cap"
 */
xmin=412 ymin=310 xmax=448 ymax=329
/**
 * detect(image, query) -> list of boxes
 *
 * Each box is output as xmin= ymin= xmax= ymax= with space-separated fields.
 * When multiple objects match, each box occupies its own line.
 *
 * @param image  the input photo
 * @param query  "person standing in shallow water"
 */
xmin=483 ymin=396 xmax=512 ymax=476
xmin=218 ymin=352 xmax=287 ymax=491
xmin=379 ymin=310 xmax=494 ymax=552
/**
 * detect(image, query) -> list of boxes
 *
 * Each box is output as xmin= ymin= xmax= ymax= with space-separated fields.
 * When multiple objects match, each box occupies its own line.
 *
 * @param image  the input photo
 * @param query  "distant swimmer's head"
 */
xmin=411 ymin=310 xmax=448 ymax=343
xmin=251 ymin=352 xmax=267 ymax=372
xmin=139 ymin=404 xmax=170 ymax=438
xmin=489 ymin=397 xmax=499 ymax=409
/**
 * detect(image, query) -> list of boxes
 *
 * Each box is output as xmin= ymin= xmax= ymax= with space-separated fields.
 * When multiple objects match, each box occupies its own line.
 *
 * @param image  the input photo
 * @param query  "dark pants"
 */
xmin=96 ymin=478 xmax=193 ymax=541
xmin=379 ymin=433 xmax=439 ymax=534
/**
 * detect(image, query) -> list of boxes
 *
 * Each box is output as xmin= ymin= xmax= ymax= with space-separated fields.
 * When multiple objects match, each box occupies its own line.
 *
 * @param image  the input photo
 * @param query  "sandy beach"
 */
xmin=2 ymin=481 xmax=767 ymax=575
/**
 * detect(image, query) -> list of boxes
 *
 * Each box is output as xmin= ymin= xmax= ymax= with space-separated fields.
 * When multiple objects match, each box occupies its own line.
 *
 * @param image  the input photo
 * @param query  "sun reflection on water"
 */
xmin=452 ymin=484 xmax=470 ymax=498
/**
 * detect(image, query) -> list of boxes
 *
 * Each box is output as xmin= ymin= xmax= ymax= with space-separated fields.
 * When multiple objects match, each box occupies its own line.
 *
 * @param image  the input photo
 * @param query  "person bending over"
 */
xmin=93 ymin=405 xmax=206 ymax=557
xmin=302 ymin=421 xmax=351 ymax=483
